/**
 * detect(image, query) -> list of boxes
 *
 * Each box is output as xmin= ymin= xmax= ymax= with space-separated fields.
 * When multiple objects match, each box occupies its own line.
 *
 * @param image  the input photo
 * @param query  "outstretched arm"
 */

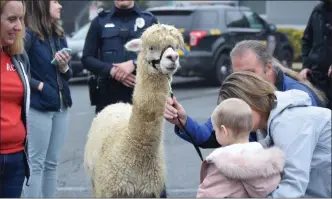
xmin=174 ymin=117 xmax=219 ymax=147
xmin=174 ymin=117 xmax=257 ymax=148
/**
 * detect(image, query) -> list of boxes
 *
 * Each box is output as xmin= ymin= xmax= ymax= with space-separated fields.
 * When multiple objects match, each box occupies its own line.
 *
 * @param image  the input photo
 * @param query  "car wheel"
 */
xmin=280 ymin=48 xmax=293 ymax=68
xmin=215 ymin=53 xmax=232 ymax=85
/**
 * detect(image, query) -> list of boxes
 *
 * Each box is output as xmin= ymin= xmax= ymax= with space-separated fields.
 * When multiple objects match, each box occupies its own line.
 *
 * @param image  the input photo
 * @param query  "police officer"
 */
xmin=300 ymin=0 xmax=332 ymax=109
xmin=81 ymin=0 xmax=158 ymax=114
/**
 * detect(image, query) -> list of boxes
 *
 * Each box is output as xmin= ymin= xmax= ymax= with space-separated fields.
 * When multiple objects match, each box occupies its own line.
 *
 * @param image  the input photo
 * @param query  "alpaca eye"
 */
xmin=149 ymin=47 xmax=154 ymax=51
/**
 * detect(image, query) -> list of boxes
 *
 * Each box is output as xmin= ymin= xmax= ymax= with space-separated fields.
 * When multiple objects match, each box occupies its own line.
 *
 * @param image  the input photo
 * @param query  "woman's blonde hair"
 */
xmin=217 ymin=71 xmax=277 ymax=114
xmin=0 ymin=0 xmax=26 ymax=56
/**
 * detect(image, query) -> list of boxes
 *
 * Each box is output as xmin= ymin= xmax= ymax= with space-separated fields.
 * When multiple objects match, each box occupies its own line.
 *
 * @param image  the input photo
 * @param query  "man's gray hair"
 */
xmin=230 ymin=40 xmax=273 ymax=66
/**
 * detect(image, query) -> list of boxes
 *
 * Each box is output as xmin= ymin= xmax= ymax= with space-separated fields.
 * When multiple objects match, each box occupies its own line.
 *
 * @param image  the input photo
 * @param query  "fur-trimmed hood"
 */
xmin=206 ymin=145 xmax=285 ymax=179
xmin=197 ymin=143 xmax=285 ymax=198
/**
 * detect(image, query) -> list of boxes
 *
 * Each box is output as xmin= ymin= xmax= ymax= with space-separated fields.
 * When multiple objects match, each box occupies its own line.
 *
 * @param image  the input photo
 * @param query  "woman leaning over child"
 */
xmin=197 ymin=98 xmax=285 ymax=198
xmin=208 ymin=71 xmax=331 ymax=198
xmin=23 ymin=0 xmax=72 ymax=197
xmin=0 ymin=0 xmax=31 ymax=197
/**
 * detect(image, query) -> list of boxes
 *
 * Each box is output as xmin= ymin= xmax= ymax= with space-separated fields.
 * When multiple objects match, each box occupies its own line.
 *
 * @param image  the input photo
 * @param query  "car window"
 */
xmin=225 ymin=10 xmax=248 ymax=28
xmin=195 ymin=11 xmax=218 ymax=29
xmin=150 ymin=10 xmax=194 ymax=30
xmin=243 ymin=11 xmax=265 ymax=29
xmin=71 ymin=23 xmax=91 ymax=40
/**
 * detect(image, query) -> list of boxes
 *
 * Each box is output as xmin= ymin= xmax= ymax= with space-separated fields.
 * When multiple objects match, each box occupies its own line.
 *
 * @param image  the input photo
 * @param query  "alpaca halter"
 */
xmin=147 ymin=45 xmax=175 ymax=97
xmin=148 ymin=45 xmax=173 ymax=70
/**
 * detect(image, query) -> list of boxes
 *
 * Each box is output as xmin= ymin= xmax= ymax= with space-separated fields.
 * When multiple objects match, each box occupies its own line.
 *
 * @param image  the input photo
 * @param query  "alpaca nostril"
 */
xmin=173 ymin=54 xmax=178 ymax=61
xmin=166 ymin=54 xmax=178 ymax=62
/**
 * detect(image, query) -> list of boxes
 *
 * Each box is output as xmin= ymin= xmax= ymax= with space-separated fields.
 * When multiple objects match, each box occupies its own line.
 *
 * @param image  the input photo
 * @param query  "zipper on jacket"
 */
xmin=18 ymin=61 xmax=31 ymax=185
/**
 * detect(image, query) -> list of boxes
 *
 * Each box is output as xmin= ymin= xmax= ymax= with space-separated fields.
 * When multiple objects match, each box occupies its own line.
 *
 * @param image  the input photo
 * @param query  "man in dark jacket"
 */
xmin=299 ymin=0 xmax=332 ymax=109
xmin=81 ymin=0 xmax=157 ymax=113
xmin=164 ymin=40 xmax=324 ymax=149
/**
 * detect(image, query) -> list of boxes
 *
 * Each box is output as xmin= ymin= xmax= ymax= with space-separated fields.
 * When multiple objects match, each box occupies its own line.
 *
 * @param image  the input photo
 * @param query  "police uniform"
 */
xmin=81 ymin=4 xmax=158 ymax=114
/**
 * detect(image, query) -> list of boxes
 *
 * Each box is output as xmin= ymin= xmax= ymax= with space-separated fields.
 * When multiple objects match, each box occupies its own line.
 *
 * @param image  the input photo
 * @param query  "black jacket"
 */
xmin=302 ymin=2 xmax=332 ymax=87
xmin=25 ymin=28 xmax=73 ymax=112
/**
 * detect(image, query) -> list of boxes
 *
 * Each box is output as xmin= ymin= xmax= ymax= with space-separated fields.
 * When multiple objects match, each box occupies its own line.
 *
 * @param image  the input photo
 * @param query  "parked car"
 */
xmin=147 ymin=4 xmax=294 ymax=84
xmin=66 ymin=23 xmax=91 ymax=78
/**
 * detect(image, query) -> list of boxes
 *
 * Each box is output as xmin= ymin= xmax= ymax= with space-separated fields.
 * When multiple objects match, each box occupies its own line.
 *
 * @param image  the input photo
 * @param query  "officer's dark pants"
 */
xmin=95 ymin=79 xmax=133 ymax=114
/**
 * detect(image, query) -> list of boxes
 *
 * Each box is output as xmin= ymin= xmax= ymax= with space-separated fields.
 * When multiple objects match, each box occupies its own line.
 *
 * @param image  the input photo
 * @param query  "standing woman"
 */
xmin=23 ymin=0 xmax=72 ymax=197
xmin=0 ymin=0 xmax=31 ymax=197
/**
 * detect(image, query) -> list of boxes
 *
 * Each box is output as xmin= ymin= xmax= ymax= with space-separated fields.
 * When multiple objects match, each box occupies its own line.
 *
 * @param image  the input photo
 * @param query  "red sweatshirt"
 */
xmin=0 ymin=50 xmax=26 ymax=154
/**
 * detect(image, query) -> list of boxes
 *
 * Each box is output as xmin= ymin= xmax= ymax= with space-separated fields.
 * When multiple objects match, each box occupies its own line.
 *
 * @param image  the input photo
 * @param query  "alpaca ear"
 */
xmin=125 ymin=38 xmax=142 ymax=52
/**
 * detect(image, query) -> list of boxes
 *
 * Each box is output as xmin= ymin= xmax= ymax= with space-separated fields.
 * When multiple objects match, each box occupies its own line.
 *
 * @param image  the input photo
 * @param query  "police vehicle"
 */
xmin=147 ymin=3 xmax=294 ymax=84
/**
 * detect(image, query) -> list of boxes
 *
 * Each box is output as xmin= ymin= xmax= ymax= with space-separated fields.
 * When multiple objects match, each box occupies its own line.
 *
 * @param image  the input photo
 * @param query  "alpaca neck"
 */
xmin=128 ymin=58 xmax=170 ymax=144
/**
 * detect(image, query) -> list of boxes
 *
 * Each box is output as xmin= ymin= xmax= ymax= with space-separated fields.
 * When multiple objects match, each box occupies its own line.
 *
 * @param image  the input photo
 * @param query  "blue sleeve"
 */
xmin=285 ymin=76 xmax=319 ymax=106
xmin=81 ymin=17 xmax=112 ymax=77
xmin=300 ymin=86 xmax=318 ymax=106
xmin=308 ymin=92 xmax=318 ymax=106
xmin=173 ymin=116 xmax=258 ymax=148
xmin=174 ymin=116 xmax=213 ymax=145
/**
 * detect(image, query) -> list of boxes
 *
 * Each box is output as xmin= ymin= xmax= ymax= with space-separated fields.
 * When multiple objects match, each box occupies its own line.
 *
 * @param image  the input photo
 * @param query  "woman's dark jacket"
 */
xmin=24 ymin=28 xmax=73 ymax=112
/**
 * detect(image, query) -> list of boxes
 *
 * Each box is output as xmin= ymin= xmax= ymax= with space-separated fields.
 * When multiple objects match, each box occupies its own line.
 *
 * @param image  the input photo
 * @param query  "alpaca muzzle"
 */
xmin=148 ymin=45 xmax=173 ymax=70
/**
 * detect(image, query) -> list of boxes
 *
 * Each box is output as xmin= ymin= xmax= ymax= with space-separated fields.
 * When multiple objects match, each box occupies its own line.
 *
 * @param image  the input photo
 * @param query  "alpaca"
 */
xmin=273 ymin=58 xmax=328 ymax=105
xmin=84 ymin=23 xmax=184 ymax=198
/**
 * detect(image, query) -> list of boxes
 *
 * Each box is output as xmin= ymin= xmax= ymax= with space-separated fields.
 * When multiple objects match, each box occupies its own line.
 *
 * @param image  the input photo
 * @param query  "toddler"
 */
xmin=196 ymin=98 xmax=285 ymax=198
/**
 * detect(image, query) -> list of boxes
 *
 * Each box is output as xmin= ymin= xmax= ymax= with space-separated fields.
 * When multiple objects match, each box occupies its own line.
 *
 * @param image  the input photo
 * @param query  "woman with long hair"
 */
xmin=218 ymin=71 xmax=331 ymax=198
xmin=0 ymin=0 xmax=31 ymax=197
xmin=23 ymin=0 xmax=72 ymax=197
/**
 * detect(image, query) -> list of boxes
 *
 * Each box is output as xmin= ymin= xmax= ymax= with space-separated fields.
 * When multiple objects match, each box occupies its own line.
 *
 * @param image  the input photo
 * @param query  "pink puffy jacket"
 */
xmin=197 ymin=145 xmax=285 ymax=198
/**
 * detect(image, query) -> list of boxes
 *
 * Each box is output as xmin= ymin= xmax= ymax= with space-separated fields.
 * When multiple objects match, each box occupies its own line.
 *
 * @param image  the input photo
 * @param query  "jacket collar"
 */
xmin=274 ymin=67 xmax=284 ymax=91
xmin=204 ymin=145 xmax=285 ymax=180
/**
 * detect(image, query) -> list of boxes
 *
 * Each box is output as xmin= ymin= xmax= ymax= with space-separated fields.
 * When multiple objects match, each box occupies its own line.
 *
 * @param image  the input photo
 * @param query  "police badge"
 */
xmin=134 ymin=17 xmax=145 ymax=31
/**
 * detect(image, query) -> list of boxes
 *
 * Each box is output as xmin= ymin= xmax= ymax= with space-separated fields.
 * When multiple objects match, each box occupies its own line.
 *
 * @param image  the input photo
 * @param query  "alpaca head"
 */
xmin=125 ymin=23 xmax=185 ymax=76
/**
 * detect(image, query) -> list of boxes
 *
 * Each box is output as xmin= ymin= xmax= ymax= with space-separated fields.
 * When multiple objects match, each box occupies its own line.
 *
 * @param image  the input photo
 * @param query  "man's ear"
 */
xmin=125 ymin=38 xmax=142 ymax=52
xmin=265 ymin=61 xmax=273 ymax=75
